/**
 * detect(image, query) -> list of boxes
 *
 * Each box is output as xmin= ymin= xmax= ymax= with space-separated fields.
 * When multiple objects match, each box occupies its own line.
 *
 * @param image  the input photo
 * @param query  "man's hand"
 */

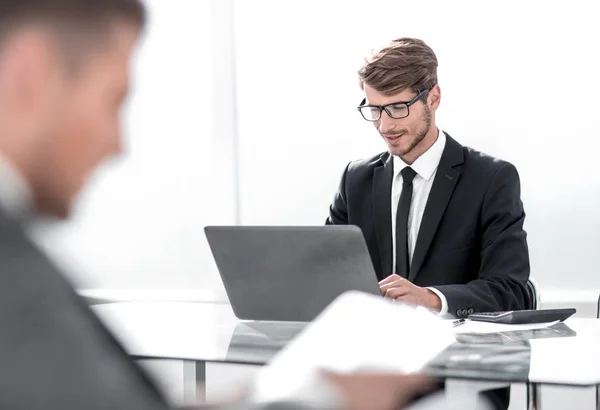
xmin=379 ymin=274 xmax=442 ymax=312
xmin=321 ymin=371 xmax=436 ymax=410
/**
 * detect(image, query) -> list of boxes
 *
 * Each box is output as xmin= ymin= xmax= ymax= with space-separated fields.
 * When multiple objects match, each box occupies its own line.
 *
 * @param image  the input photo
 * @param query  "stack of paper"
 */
xmin=251 ymin=291 xmax=455 ymax=403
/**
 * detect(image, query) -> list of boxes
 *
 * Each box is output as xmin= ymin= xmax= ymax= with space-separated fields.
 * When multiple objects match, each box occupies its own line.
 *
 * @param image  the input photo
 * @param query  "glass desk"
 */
xmin=92 ymin=302 xmax=600 ymax=409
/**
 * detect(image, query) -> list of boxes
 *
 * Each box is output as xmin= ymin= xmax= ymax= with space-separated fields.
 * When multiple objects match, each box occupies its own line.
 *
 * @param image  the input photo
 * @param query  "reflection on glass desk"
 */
xmin=224 ymin=321 xmax=308 ymax=365
xmin=425 ymin=322 xmax=578 ymax=384
xmin=426 ymin=343 xmax=532 ymax=383
xmin=454 ymin=322 xmax=577 ymax=345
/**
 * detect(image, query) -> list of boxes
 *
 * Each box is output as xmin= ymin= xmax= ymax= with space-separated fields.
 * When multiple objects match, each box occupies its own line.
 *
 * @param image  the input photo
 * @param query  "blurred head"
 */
xmin=0 ymin=0 xmax=145 ymax=218
xmin=358 ymin=38 xmax=441 ymax=163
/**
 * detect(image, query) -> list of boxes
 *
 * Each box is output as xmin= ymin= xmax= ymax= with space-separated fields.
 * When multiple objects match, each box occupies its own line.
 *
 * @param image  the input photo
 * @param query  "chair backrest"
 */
xmin=526 ymin=278 xmax=540 ymax=310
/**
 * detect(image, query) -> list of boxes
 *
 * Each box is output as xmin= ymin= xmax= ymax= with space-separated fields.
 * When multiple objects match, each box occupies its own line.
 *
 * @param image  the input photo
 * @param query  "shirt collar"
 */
xmin=0 ymin=152 xmax=34 ymax=220
xmin=393 ymin=128 xmax=446 ymax=181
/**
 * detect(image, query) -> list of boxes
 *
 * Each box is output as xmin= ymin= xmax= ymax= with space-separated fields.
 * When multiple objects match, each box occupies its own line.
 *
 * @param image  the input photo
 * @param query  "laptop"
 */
xmin=204 ymin=225 xmax=381 ymax=322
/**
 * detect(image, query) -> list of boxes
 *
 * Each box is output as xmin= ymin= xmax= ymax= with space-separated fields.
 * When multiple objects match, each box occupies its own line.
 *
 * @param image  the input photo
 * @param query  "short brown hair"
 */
xmin=358 ymin=37 xmax=438 ymax=96
xmin=0 ymin=0 xmax=146 ymax=58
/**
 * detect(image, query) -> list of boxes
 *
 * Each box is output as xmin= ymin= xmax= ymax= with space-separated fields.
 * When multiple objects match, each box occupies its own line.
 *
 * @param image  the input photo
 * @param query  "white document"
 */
xmin=251 ymin=291 xmax=456 ymax=404
xmin=451 ymin=320 xmax=559 ymax=334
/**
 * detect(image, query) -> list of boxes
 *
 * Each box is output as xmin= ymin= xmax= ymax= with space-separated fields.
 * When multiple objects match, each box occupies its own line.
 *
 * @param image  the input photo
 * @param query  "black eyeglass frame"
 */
xmin=357 ymin=88 xmax=430 ymax=121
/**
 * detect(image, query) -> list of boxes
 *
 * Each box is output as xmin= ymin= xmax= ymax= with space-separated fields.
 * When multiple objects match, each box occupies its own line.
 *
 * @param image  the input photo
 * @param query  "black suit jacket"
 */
xmin=327 ymin=133 xmax=531 ymax=317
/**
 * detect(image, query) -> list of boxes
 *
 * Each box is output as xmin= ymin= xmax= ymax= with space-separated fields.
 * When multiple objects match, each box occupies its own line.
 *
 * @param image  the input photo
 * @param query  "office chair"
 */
xmin=525 ymin=278 xmax=541 ymax=410
xmin=526 ymin=278 xmax=541 ymax=311
xmin=597 ymin=293 xmax=600 ymax=410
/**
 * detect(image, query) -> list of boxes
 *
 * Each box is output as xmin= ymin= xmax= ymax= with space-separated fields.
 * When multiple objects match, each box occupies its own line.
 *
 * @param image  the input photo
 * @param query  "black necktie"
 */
xmin=395 ymin=167 xmax=417 ymax=278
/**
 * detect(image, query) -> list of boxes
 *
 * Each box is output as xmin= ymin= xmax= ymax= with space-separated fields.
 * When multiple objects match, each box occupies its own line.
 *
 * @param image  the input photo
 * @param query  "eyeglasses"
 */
xmin=357 ymin=88 xmax=430 ymax=122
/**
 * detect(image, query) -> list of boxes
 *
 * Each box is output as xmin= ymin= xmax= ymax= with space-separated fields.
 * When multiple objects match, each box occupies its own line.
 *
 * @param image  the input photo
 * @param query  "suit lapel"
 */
xmin=372 ymin=154 xmax=394 ymax=278
xmin=409 ymin=134 xmax=464 ymax=282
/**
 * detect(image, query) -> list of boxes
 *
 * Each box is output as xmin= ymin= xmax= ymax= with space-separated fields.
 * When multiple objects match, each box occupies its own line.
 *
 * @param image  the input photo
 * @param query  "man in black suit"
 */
xmin=327 ymin=38 xmax=531 ymax=409
xmin=328 ymin=37 xmax=530 ymax=316
xmin=0 ymin=3 xmax=439 ymax=410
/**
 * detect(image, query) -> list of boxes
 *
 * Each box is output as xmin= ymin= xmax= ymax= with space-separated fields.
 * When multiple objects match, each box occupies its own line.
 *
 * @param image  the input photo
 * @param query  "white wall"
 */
xmin=29 ymin=0 xmax=600 ymax=295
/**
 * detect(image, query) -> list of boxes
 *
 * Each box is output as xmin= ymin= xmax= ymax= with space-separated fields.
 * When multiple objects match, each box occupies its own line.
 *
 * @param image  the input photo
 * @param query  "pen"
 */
xmin=452 ymin=319 xmax=466 ymax=327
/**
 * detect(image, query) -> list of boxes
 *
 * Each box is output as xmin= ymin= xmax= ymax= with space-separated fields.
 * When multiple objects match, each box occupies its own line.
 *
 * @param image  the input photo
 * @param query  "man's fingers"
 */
xmin=389 ymin=374 xmax=438 ymax=406
xmin=378 ymin=273 xmax=401 ymax=286
xmin=320 ymin=370 xmax=437 ymax=410
xmin=380 ymin=278 xmax=408 ymax=294
xmin=385 ymin=287 xmax=409 ymax=299
xmin=399 ymin=374 xmax=437 ymax=392
xmin=380 ymin=282 xmax=402 ymax=296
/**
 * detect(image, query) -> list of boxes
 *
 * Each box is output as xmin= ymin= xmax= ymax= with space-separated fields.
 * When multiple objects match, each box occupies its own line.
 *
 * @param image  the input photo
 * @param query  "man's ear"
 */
xmin=428 ymin=84 xmax=441 ymax=110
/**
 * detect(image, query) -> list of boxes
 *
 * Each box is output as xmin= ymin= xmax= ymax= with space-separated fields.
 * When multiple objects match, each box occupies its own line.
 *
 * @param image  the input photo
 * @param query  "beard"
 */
xmin=387 ymin=105 xmax=432 ymax=157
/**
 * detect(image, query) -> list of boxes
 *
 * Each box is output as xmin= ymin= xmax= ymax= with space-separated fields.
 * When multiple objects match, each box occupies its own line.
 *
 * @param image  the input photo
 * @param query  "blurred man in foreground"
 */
xmin=0 ymin=1 xmax=441 ymax=409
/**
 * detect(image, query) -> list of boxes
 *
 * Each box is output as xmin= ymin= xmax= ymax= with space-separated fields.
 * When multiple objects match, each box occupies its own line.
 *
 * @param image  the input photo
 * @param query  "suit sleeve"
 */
xmin=325 ymin=163 xmax=351 ymax=225
xmin=433 ymin=162 xmax=530 ymax=314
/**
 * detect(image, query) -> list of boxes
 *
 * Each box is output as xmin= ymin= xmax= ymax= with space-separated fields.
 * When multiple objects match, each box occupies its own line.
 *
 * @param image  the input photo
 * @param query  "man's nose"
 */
xmin=378 ymin=110 xmax=396 ymax=134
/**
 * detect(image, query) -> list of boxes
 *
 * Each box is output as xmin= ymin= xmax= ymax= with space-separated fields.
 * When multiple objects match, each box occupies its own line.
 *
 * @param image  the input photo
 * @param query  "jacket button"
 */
xmin=462 ymin=309 xmax=468 ymax=317
xmin=456 ymin=309 xmax=462 ymax=317
xmin=468 ymin=309 xmax=474 ymax=315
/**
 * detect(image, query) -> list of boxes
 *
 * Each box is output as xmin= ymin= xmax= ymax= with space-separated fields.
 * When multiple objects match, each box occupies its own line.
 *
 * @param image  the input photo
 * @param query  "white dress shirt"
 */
xmin=390 ymin=128 xmax=449 ymax=314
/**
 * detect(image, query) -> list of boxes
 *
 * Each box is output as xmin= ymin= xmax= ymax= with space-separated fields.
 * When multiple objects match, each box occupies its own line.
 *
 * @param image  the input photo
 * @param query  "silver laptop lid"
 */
xmin=204 ymin=225 xmax=380 ymax=321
